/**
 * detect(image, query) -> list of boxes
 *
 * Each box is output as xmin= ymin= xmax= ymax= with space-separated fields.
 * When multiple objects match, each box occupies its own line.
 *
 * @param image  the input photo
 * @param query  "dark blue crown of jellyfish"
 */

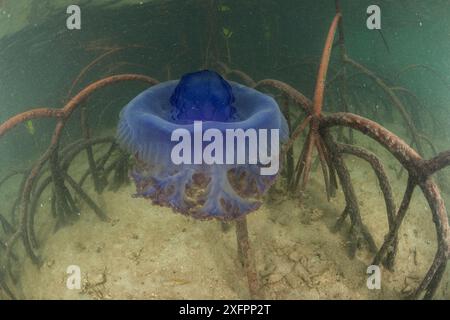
xmin=117 ymin=70 xmax=289 ymax=220
xmin=170 ymin=70 xmax=237 ymax=123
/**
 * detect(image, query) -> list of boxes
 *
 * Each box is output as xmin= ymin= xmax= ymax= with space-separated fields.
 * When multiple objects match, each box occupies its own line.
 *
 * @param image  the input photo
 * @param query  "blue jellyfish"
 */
xmin=117 ymin=70 xmax=288 ymax=220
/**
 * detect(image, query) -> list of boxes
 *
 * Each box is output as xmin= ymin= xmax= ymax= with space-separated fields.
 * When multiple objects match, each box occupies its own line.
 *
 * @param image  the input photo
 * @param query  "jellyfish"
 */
xmin=117 ymin=70 xmax=288 ymax=220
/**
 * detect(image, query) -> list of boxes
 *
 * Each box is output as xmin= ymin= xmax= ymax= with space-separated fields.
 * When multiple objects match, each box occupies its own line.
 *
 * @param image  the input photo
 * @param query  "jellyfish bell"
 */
xmin=117 ymin=70 xmax=289 ymax=220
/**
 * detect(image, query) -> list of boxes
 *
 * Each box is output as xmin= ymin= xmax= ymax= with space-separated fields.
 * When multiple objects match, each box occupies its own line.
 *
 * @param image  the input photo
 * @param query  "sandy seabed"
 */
xmin=15 ymin=131 xmax=450 ymax=300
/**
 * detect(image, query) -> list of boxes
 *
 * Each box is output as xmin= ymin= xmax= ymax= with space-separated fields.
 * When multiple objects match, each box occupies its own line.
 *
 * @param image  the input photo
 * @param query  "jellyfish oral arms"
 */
xmin=117 ymin=70 xmax=289 ymax=220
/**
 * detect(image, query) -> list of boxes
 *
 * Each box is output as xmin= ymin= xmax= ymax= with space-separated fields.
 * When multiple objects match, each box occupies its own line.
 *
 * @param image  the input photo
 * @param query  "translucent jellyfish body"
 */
xmin=117 ymin=70 xmax=288 ymax=220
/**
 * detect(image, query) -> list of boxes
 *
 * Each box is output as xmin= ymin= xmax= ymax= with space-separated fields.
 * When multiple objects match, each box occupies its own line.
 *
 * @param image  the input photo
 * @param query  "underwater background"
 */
xmin=0 ymin=0 xmax=450 ymax=299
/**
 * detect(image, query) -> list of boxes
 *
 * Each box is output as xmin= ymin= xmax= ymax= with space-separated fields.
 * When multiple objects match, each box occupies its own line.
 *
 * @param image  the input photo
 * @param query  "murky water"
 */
xmin=0 ymin=0 xmax=450 ymax=300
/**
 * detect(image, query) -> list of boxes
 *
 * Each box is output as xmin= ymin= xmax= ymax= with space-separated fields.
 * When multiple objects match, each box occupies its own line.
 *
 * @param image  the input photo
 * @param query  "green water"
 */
xmin=0 ymin=0 xmax=450 ymax=300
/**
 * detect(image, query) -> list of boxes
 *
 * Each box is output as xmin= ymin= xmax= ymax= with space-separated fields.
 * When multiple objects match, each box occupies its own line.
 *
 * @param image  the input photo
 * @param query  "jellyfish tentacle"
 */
xmin=243 ymin=165 xmax=276 ymax=196
xmin=153 ymin=169 xmax=194 ymax=211
xmin=199 ymin=167 xmax=259 ymax=219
